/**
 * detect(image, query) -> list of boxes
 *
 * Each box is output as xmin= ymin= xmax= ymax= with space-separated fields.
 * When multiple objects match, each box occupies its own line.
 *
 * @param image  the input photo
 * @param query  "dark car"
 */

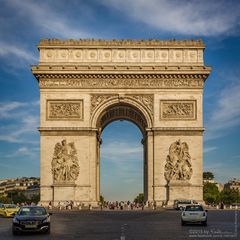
xmin=12 ymin=206 xmax=52 ymax=235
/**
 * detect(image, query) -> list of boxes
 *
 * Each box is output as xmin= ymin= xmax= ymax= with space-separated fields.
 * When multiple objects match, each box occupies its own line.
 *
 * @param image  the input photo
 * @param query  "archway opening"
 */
xmin=95 ymin=103 xmax=149 ymax=203
xmin=100 ymin=120 xmax=144 ymax=202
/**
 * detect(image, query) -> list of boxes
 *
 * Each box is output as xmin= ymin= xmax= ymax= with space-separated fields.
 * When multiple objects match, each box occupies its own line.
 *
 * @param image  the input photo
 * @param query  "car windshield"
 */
xmin=19 ymin=207 xmax=47 ymax=216
xmin=179 ymin=200 xmax=191 ymax=204
xmin=4 ymin=204 xmax=17 ymax=208
xmin=185 ymin=205 xmax=203 ymax=211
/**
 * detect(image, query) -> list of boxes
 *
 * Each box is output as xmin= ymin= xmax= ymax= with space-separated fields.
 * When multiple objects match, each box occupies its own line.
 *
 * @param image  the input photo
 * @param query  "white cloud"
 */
xmin=5 ymin=146 xmax=39 ymax=159
xmin=0 ymin=100 xmax=39 ymax=144
xmin=6 ymin=0 xmax=92 ymax=39
xmin=203 ymin=146 xmax=218 ymax=153
xmin=101 ymin=141 xmax=143 ymax=162
xmin=0 ymin=101 xmax=27 ymax=119
xmin=0 ymin=41 xmax=37 ymax=62
xmin=103 ymin=0 xmax=240 ymax=36
xmin=205 ymin=82 xmax=240 ymax=141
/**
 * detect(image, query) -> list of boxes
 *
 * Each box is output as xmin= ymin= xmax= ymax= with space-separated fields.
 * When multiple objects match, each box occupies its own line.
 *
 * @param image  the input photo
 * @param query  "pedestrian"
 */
xmin=48 ymin=201 xmax=52 ymax=210
xmin=153 ymin=201 xmax=157 ymax=210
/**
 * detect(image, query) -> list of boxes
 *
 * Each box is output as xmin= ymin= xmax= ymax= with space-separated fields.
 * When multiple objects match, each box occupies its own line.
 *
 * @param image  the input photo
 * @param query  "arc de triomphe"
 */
xmin=32 ymin=39 xmax=211 ymax=206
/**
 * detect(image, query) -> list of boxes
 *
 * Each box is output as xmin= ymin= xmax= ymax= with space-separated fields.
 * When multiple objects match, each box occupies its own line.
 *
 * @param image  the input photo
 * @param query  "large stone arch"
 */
xmin=91 ymin=95 xmax=153 ymax=132
xmin=92 ymin=100 xmax=152 ymax=202
xmin=32 ymin=39 xmax=211 ymax=207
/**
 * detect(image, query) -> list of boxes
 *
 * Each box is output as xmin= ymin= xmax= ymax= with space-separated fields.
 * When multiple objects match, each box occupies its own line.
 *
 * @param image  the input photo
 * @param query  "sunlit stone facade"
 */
xmin=32 ymin=39 xmax=211 ymax=206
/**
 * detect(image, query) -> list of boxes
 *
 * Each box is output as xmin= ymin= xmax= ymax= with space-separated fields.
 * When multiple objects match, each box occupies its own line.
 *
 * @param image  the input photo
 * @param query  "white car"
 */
xmin=173 ymin=199 xmax=197 ymax=210
xmin=181 ymin=205 xmax=208 ymax=226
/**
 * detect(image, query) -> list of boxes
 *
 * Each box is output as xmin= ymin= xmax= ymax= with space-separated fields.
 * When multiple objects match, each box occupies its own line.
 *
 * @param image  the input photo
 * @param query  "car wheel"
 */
xmin=181 ymin=220 xmax=186 ymax=226
xmin=45 ymin=227 xmax=50 ymax=234
xmin=12 ymin=227 xmax=19 ymax=235
xmin=202 ymin=220 xmax=207 ymax=226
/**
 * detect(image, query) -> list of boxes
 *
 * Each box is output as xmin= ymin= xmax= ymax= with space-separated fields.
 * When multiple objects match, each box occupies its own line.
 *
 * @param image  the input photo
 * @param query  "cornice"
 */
xmin=39 ymin=127 xmax=97 ymax=131
xmin=152 ymin=127 xmax=204 ymax=131
xmin=152 ymin=127 xmax=204 ymax=136
xmin=33 ymin=73 xmax=209 ymax=80
xmin=38 ymin=39 xmax=205 ymax=48
xmin=32 ymin=65 xmax=211 ymax=73
xmin=39 ymin=127 xmax=98 ymax=136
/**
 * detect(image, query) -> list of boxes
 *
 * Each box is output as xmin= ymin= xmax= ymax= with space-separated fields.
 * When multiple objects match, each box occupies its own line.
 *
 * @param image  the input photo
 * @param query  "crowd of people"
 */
xmin=46 ymin=200 xmax=158 ymax=211
xmin=100 ymin=201 xmax=153 ymax=210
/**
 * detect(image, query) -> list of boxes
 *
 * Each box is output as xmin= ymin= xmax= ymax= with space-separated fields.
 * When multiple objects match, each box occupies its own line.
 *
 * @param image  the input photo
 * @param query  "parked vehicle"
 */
xmin=181 ymin=204 xmax=207 ymax=226
xmin=12 ymin=206 xmax=52 ymax=235
xmin=173 ymin=200 xmax=198 ymax=210
xmin=0 ymin=204 xmax=19 ymax=217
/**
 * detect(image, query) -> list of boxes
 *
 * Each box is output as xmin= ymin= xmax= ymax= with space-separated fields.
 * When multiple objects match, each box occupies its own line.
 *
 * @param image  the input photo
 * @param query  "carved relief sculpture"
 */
xmin=47 ymin=100 xmax=83 ymax=120
xmin=91 ymin=94 xmax=154 ymax=116
xmin=39 ymin=77 xmax=205 ymax=89
xmin=91 ymin=94 xmax=117 ymax=114
xmin=127 ymin=94 xmax=154 ymax=116
xmin=52 ymin=140 xmax=80 ymax=183
xmin=164 ymin=139 xmax=193 ymax=181
xmin=161 ymin=100 xmax=196 ymax=120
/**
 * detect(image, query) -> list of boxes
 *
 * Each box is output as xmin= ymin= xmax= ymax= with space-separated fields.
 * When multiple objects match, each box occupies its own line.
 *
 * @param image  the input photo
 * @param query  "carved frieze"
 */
xmin=39 ymin=77 xmax=204 ymax=89
xmin=40 ymin=48 xmax=202 ymax=64
xmin=91 ymin=94 xmax=117 ymax=114
xmin=160 ymin=100 xmax=196 ymax=120
xmin=47 ymin=100 xmax=83 ymax=120
xmin=164 ymin=139 xmax=193 ymax=182
xmin=90 ymin=94 xmax=153 ymax=116
xmin=38 ymin=39 xmax=205 ymax=64
xmin=52 ymin=139 xmax=80 ymax=183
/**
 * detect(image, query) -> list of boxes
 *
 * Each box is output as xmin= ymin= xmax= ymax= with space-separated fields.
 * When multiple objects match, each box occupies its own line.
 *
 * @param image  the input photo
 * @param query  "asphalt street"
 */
xmin=0 ymin=209 xmax=239 ymax=240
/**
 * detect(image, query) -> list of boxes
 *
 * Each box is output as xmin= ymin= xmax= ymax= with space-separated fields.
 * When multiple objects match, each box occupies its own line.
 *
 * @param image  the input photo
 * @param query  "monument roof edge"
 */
xmin=37 ymin=38 xmax=205 ymax=48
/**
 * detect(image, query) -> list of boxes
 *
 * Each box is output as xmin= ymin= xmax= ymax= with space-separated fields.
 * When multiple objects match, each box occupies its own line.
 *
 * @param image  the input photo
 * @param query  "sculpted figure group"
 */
xmin=52 ymin=140 xmax=79 ymax=183
xmin=165 ymin=139 xmax=193 ymax=182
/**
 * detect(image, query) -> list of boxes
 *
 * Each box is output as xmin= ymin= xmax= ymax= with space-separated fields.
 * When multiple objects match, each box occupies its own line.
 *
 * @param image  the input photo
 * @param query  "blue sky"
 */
xmin=0 ymin=0 xmax=240 ymax=201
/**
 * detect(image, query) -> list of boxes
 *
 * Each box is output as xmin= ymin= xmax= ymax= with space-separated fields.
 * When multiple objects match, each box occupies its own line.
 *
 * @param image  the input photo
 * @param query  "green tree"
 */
xmin=100 ymin=195 xmax=104 ymax=204
xmin=134 ymin=193 xmax=144 ymax=204
xmin=7 ymin=192 xmax=28 ymax=204
xmin=203 ymin=182 xmax=219 ymax=204
xmin=0 ymin=195 xmax=10 ymax=203
xmin=220 ymin=189 xmax=240 ymax=204
xmin=30 ymin=194 xmax=40 ymax=204
xmin=203 ymin=172 xmax=214 ymax=180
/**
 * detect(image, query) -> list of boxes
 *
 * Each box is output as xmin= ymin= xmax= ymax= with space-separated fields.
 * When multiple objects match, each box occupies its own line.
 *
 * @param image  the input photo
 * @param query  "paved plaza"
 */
xmin=0 ymin=209 xmax=238 ymax=240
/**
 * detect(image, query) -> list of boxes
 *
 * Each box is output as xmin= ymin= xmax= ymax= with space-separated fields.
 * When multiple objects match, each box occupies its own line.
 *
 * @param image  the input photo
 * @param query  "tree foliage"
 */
xmin=0 ymin=191 xmax=40 ymax=204
xmin=203 ymin=172 xmax=214 ymax=180
xmin=100 ymin=195 xmax=104 ymax=203
xmin=203 ymin=181 xmax=240 ymax=205
xmin=220 ymin=189 xmax=240 ymax=204
xmin=134 ymin=193 xmax=144 ymax=204
xmin=0 ymin=195 xmax=9 ymax=203
xmin=203 ymin=182 xmax=219 ymax=204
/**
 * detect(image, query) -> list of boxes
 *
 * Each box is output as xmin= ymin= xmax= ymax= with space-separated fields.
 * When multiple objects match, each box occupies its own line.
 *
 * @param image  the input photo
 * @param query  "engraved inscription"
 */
xmin=47 ymin=100 xmax=83 ymax=120
xmin=160 ymin=100 xmax=196 ymax=120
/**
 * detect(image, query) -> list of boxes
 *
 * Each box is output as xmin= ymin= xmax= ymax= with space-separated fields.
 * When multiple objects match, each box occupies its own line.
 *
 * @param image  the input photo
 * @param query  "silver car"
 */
xmin=181 ymin=205 xmax=207 ymax=226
